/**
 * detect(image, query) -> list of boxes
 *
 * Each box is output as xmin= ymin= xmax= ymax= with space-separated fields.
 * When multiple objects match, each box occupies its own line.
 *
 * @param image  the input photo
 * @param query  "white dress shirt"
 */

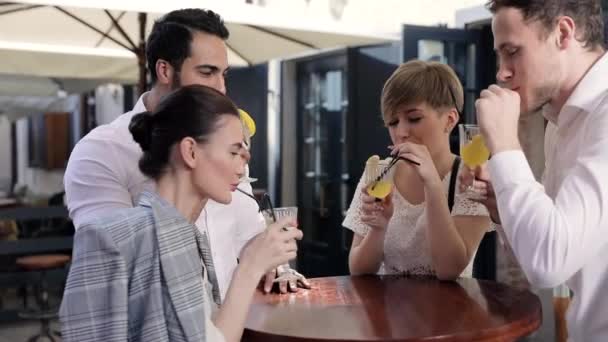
xmin=64 ymin=94 xmax=265 ymax=300
xmin=488 ymin=52 xmax=608 ymax=342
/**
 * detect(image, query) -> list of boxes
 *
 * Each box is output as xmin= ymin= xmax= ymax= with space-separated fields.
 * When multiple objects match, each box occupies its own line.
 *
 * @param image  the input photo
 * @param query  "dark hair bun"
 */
xmin=129 ymin=112 xmax=154 ymax=151
xmin=128 ymin=85 xmax=239 ymax=180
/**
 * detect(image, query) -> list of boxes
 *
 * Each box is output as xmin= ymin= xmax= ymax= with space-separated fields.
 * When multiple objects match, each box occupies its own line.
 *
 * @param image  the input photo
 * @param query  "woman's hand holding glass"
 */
xmin=360 ymin=188 xmax=394 ymax=231
xmin=457 ymin=124 xmax=501 ymax=222
xmin=458 ymin=165 xmax=501 ymax=224
xmin=362 ymin=156 xmax=395 ymax=229
xmin=260 ymin=207 xmax=311 ymax=293
xmin=239 ymin=217 xmax=302 ymax=280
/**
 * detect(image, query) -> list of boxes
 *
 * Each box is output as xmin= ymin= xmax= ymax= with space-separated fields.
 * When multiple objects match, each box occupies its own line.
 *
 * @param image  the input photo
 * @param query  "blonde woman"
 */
xmin=344 ymin=60 xmax=490 ymax=280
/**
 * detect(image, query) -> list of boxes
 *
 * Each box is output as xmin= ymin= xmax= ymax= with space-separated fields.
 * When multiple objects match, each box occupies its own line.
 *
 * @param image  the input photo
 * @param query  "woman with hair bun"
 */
xmin=60 ymin=85 xmax=302 ymax=342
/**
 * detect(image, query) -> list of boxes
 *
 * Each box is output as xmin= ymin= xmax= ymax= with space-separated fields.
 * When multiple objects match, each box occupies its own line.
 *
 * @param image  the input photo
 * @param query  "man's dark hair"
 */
xmin=486 ymin=0 xmax=605 ymax=50
xmin=146 ymin=8 xmax=230 ymax=84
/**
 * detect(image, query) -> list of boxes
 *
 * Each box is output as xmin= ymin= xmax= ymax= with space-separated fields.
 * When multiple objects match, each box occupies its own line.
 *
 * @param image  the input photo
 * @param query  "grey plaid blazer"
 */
xmin=60 ymin=191 xmax=224 ymax=342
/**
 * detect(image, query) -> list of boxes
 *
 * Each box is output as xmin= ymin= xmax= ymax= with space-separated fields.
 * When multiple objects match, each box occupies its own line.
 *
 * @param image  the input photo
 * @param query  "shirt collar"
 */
xmin=564 ymin=52 xmax=608 ymax=112
xmin=132 ymin=93 xmax=148 ymax=113
xmin=542 ymin=104 xmax=559 ymax=125
xmin=122 ymin=92 xmax=148 ymax=122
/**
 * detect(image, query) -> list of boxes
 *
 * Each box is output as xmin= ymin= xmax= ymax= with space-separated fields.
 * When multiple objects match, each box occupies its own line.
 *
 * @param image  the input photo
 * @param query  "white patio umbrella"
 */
xmin=0 ymin=1 xmax=395 ymax=94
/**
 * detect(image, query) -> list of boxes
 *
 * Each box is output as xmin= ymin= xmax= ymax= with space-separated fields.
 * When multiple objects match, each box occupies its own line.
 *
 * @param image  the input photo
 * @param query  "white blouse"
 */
xmin=343 ymin=162 xmax=490 ymax=277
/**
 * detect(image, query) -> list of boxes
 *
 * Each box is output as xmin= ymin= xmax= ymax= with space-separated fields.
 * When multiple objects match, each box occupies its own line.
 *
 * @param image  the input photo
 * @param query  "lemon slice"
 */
xmin=365 ymin=155 xmax=380 ymax=182
xmin=239 ymin=108 xmax=256 ymax=138
xmin=366 ymin=155 xmax=380 ymax=164
xmin=367 ymin=180 xmax=392 ymax=199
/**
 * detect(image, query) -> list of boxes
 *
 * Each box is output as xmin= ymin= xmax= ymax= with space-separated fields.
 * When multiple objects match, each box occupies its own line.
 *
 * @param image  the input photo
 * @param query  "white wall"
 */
xmin=267 ymin=59 xmax=281 ymax=202
xmin=95 ymin=84 xmax=124 ymax=125
xmin=455 ymin=4 xmax=491 ymax=28
xmin=248 ymin=0 xmax=489 ymax=34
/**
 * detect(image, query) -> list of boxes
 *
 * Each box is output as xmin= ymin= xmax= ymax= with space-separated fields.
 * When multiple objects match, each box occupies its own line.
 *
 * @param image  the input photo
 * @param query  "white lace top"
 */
xmin=343 ymin=162 xmax=490 ymax=277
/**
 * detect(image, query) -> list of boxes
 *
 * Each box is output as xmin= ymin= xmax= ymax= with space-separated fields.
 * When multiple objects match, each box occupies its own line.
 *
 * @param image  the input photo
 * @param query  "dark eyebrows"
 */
xmin=390 ymin=107 xmax=423 ymax=118
xmin=195 ymin=65 xmax=230 ymax=74
xmin=495 ymin=42 xmax=517 ymax=53
xmin=196 ymin=64 xmax=220 ymax=73
xmin=385 ymin=108 xmax=421 ymax=124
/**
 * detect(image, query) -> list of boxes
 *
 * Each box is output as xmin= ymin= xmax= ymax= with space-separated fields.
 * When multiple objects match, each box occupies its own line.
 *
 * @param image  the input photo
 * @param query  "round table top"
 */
xmin=244 ymin=275 xmax=541 ymax=341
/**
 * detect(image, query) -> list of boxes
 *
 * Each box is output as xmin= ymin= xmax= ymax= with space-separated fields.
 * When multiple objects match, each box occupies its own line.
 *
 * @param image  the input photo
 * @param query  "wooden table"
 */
xmin=244 ymin=275 xmax=541 ymax=341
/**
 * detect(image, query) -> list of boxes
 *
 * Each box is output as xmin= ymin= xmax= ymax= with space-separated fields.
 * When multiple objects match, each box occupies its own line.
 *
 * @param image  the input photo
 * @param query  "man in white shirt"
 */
xmin=64 ymin=8 xmax=309 ymax=299
xmin=470 ymin=1 xmax=607 ymax=341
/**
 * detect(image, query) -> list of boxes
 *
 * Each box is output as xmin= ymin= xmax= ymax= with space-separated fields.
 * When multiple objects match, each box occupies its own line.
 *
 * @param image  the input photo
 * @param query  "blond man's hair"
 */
xmin=381 ymin=60 xmax=464 ymax=123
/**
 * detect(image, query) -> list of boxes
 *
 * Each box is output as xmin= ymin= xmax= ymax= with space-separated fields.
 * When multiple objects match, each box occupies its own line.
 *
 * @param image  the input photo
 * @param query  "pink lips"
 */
xmin=230 ymin=184 xmax=239 ymax=191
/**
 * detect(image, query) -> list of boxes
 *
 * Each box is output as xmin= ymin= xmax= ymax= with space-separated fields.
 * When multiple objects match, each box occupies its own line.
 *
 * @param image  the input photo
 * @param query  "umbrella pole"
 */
xmin=137 ymin=12 xmax=147 ymax=96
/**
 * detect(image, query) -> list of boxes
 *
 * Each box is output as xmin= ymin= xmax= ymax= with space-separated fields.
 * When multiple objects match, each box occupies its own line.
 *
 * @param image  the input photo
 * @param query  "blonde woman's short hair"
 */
xmin=381 ymin=60 xmax=464 ymax=123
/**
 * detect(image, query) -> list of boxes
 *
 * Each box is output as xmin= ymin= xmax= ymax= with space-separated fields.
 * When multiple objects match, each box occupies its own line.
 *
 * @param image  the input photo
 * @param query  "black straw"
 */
xmin=262 ymin=193 xmax=277 ymax=222
xmin=371 ymin=156 xmax=419 ymax=190
xmin=236 ymin=188 xmax=261 ymax=208
xmin=236 ymin=188 xmax=277 ymax=222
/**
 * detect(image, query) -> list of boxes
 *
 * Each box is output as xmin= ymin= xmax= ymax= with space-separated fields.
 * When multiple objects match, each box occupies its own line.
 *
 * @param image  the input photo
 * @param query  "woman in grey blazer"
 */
xmin=60 ymin=85 xmax=302 ymax=342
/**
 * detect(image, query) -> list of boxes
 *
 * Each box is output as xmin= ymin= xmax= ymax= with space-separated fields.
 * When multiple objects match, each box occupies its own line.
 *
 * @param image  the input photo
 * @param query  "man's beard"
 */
xmin=528 ymin=63 xmax=561 ymax=115
xmin=170 ymin=72 xmax=181 ymax=91
xmin=523 ymin=81 xmax=556 ymax=116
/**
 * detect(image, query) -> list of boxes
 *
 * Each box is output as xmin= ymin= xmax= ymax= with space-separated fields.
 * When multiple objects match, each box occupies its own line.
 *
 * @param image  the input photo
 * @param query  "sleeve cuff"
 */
xmin=488 ymin=150 xmax=536 ymax=193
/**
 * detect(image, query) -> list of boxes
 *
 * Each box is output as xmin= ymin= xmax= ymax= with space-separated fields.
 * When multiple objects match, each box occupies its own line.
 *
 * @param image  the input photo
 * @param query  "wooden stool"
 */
xmin=16 ymin=254 xmax=70 ymax=342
